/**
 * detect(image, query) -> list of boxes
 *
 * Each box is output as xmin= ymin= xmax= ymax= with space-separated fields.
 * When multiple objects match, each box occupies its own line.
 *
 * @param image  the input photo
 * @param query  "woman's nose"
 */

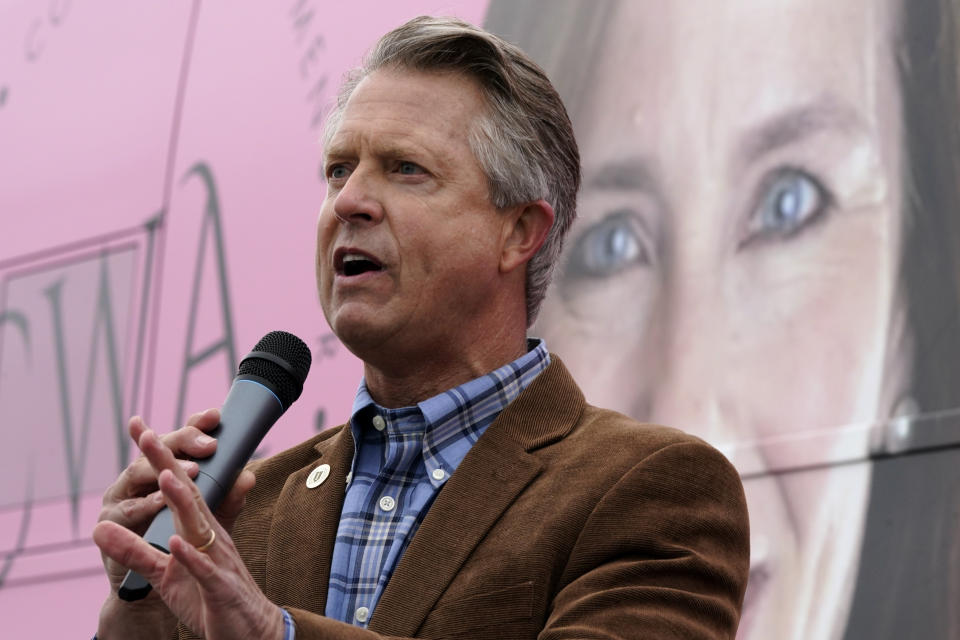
xmin=642 ymin=279 xmax=765 ymax=473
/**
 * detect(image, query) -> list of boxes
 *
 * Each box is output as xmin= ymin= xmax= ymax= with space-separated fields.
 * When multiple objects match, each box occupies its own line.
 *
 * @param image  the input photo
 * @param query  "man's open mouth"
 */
xmin=335 ymin=250 xmax=384 ymax=276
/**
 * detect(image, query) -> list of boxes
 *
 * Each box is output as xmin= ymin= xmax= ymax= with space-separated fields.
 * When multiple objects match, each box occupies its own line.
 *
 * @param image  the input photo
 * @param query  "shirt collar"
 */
xmin=417 ymin=338 xmax=549 ymax=443
xmin=348 ymin=339 xmax=551 ymax=484
xmin=350 ymin=339 xmax=548 ymax=417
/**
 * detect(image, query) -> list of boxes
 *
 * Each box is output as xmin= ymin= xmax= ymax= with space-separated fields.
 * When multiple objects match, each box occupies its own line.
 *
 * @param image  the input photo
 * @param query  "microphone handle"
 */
xmin=117 ymin=380 xmax=284 ymax=601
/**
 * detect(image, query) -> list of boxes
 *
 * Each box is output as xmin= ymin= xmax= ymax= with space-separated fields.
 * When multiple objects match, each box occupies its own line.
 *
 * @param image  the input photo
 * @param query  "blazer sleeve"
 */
xmin=540 ymin=439 xmax=750 ymax=639
xmin=283 ymin=439 xmax=749 ymax=640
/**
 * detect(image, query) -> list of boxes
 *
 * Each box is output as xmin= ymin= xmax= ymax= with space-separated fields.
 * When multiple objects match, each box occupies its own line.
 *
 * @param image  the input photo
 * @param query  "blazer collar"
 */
xmin=370 ymin=356 xmax=585 ymax=635
xmin=484 ymin=355 xmax=586 ymax=452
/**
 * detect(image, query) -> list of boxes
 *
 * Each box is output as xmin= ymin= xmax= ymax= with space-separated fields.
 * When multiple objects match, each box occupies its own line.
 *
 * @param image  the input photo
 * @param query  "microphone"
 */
xmin=118 ymin=330 xmax=312 ymax=601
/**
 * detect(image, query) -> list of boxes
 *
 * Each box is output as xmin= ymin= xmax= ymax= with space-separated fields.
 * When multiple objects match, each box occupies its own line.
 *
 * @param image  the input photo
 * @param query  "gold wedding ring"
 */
xmin=194 ymin=528 xmax=216 ymax=553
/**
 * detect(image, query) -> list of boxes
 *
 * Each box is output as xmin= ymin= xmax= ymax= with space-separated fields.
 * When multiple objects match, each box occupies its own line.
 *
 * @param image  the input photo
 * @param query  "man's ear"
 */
xmin=500 ymin=199 xmax=556 ymax=274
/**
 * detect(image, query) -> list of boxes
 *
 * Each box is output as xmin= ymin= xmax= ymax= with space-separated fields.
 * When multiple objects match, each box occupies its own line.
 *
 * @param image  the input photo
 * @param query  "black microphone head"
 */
xmin=237 ymin=331 xmax=312 ymax=408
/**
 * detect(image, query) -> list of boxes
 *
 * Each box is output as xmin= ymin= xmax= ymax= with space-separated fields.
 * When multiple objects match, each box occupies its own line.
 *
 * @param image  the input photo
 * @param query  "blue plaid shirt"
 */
xmin=323 ymin=339 xmax=550 ymax=628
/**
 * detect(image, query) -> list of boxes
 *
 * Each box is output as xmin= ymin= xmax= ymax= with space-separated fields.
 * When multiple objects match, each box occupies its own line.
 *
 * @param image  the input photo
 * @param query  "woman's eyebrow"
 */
xmin=585 ymin=155 xmax=660 ymax=192
xmin=736 ymin=97 xmax=866 ymax=166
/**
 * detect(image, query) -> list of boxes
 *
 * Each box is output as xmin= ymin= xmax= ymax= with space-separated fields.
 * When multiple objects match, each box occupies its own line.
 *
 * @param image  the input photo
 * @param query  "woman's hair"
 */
xmin=847 ymin=0 xmax=960 ymax=637
xmin=896 ymin=0 xmax=960 ymax=421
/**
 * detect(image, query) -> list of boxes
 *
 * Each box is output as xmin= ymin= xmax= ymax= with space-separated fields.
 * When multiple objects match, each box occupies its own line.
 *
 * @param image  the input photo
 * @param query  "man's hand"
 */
xmin=94 ymin=411 xmax=275 ymax=640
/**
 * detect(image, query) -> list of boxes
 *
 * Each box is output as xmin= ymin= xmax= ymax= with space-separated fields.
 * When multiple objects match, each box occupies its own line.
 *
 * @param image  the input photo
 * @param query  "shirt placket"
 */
xmin=352 ymin=414 xmax=423 ymax=627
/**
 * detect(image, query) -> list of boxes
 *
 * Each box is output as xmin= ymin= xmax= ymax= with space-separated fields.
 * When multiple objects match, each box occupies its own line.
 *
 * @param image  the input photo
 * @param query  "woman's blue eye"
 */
xmin=745 ymin=169 xmax=828 ymax=245
xmin=398 ymin=161 xmax=421 ymax=175
xmin=565 ymin=210 xmax=648 ymax=278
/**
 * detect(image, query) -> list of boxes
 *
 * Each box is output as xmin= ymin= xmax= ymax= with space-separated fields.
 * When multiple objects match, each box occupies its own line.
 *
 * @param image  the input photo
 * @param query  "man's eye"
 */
xmin=564 ymin=210 xmax=649 ymax=279
xmin=398 ymin=161 xmax=423 ymax=175
xmin=328 ymin=165 xmax=350 ymax=180
xmin=741 ymin=168 xmax=830 ymax=247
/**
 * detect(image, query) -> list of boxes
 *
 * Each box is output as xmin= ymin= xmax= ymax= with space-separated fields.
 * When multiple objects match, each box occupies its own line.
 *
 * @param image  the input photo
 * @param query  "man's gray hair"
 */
xmin=323 ymin=16 xmax=581 ymax=325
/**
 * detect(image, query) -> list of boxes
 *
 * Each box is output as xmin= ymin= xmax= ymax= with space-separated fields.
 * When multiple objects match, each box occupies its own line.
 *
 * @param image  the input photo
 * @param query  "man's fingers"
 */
xmin=155 ymin=424 xmax=218 ymax=459
xmin=161 ymin=426 xmax=218 ymax=459
xmin=215 ymin=469 xmax=256 ymax=531
xmin=168 ymin=534 xmax=221 ymax=590
xmin=93 ymin=520 xmax=169 ymax=583
xmin=185 ymin=408 xmax=221 ymax=431
xmin=102 ymin=457 xmax=199 ymax=506
xmin=130 ymin=415 xmax=219 ymax=460
xmin=138 ymin=430 xmax=202 ymax=493
xmin=99 ymin=490 xmax=165 ymax=529
xmin=129 ymin=427 xmax=217 ymax=490
xmin=128 ymin=415 xmax=147 ymax=440
xmin=115 ymin=415 xmax=216 ymax=503
xmin=157 ymin=467 xmax=218 ymax=548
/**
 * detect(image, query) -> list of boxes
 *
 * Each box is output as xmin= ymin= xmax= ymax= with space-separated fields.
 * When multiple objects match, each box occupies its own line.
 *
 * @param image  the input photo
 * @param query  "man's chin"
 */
xmin=328 ymin=313 xmax=395 ymax=360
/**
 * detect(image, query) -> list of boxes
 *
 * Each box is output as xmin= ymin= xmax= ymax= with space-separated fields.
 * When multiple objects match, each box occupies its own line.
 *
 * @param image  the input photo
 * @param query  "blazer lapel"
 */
xmin=370 ymin=432 xmax=541 ymax=636
xmin=369 ymin=357 xmax=585 ymax=636
xmin=264 ymin=426 xmax=355 ymax=613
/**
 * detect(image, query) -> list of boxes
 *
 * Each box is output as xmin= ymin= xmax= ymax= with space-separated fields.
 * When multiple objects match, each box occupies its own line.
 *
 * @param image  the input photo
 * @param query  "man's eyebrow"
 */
xmin=322 ymin=139 xmax=438 ymax=165
xmin=321 ymin=141 xmax=352 ymax=164
xmin=737 ymin=97 xmax=865 ymax=165
xmin=378 ymin=143 xmax=430 ymax=161
xmin=585 ymin=155 xmax=660 ymax=192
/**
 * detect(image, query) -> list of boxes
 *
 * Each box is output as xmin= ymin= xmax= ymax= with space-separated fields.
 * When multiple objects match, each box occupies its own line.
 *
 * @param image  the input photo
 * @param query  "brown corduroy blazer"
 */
xmin=178 ymin=357 xmax=749 ymax=639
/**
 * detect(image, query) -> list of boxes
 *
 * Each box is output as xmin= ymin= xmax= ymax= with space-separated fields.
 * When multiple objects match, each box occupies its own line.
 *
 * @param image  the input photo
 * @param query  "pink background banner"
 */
xmin=0 ymin=1 xmax=488 ymax=635
xmin=3 ymin=1 xmax=959 ymax=638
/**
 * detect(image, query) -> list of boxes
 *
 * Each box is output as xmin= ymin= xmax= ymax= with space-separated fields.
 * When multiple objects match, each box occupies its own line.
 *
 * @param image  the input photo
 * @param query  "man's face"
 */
xmin=317 ymin=69 xmax=505 ymax=365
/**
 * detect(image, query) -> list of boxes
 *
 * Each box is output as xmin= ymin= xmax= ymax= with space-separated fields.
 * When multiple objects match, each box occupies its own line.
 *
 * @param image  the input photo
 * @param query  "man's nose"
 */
xmin=332 ymin=169 xmax=385 ymax=226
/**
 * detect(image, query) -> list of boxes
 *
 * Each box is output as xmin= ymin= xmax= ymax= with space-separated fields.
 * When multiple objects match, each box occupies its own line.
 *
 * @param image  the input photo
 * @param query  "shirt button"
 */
xmin=431 ymin=468 xmax=446 ymax=481
xmin=355 ymin=606 xmax=370 ymax=623
xmin=379 ymin=495 xmax=396 ymax=512
xmin=372 ymin=415 xmax=386 ymax=431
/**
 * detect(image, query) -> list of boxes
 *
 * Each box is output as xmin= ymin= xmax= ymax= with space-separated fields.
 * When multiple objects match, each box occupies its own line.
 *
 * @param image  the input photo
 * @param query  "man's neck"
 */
xmin=361 ymin=336 xmax=529 ymax=408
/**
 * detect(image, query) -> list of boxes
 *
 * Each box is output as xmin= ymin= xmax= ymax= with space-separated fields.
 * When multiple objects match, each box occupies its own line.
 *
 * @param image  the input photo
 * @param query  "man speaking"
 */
xmin=93 ymin=16 xmax=749 ymax=639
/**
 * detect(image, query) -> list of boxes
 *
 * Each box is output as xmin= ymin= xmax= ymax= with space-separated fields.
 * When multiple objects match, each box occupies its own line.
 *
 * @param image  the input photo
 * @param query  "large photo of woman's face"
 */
xmin=487 ymin=0 xmax=960 ymax=638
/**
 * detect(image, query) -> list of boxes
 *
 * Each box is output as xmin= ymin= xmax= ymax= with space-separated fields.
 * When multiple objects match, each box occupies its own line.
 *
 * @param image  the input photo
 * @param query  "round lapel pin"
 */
xmin=306 ymin=463 xmax=331 ymax=489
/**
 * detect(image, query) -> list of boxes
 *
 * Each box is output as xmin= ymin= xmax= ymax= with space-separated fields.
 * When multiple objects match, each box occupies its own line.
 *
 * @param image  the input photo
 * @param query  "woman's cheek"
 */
xmin=537 ymin=266 xmax=660 ymax=415
xmin=726 ymin=208 xmax=891 ymax=469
